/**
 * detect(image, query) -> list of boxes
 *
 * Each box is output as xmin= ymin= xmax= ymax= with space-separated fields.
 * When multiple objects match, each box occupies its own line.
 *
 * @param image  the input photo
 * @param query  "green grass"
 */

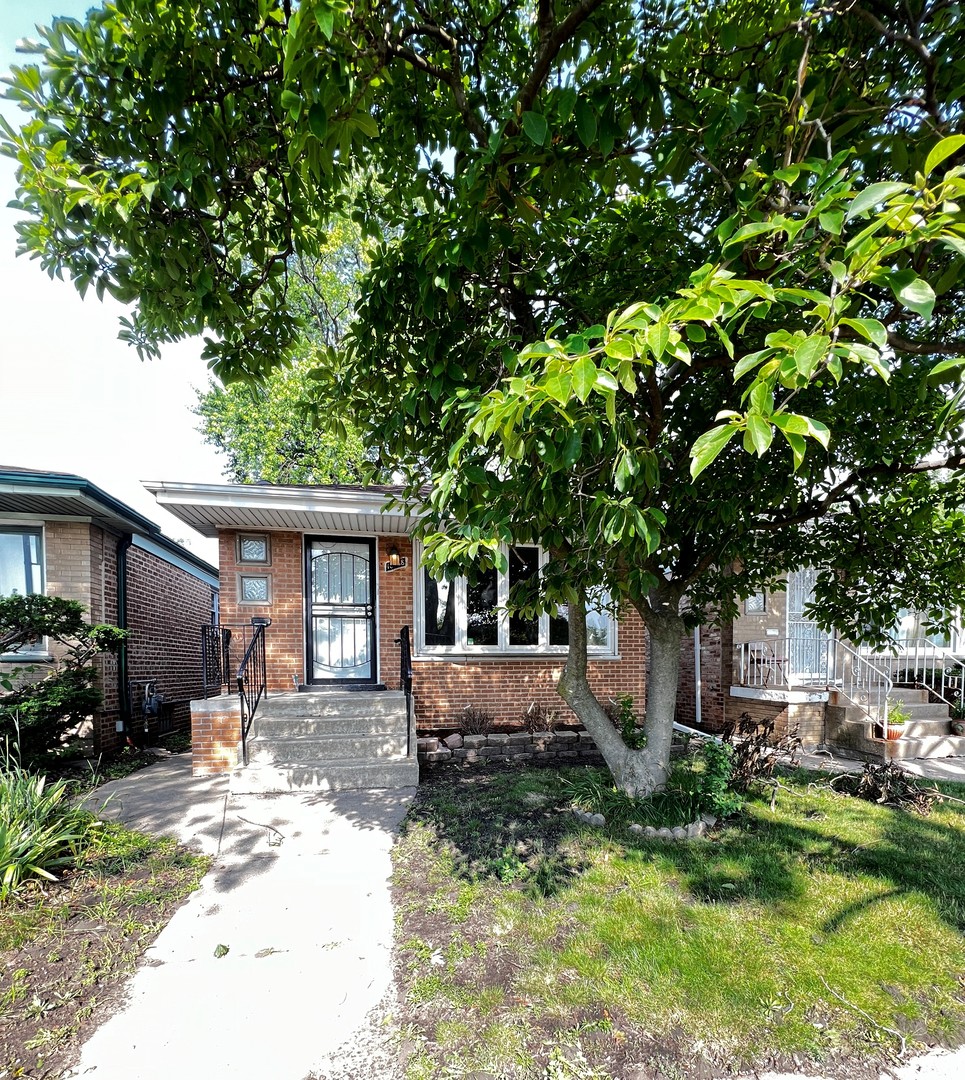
xmin=392 ymin=766 xmax=965 ymax=1078
xmin=0 ymin=819 xmax=208 ymax=1076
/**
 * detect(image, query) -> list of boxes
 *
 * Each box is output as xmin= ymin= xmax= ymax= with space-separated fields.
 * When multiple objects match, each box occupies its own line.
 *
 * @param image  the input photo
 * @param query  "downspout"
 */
xmin=693 ymin=627 xmax=702 ymax=728
xmin=116 ymin=534 xmax=133 ymax=738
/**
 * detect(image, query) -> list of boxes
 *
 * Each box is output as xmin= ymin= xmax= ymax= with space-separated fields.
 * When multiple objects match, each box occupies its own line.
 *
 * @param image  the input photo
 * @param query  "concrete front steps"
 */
xmin=229 ymin=690 xmax=419 ymax=794
xmin=826 ymin=686 xmax=965 ymax=763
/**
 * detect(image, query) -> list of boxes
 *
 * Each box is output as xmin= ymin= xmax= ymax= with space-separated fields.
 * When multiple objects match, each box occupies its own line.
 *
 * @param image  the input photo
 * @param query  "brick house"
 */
xmin=145 ymin=480 xmax=728 ymax=787
xmin=0 ymin=466 xmax=219 ymax=753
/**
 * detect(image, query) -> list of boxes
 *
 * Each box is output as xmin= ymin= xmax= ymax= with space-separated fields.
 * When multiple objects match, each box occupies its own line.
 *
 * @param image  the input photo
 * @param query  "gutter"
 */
xmin=116 ymin=534 xmax=133 ymax=739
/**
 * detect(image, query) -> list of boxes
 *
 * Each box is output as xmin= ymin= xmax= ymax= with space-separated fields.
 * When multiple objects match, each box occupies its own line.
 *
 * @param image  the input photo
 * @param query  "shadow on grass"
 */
xmin=406 ymin=765 xmax=965 ymax=927
xmin=403 ymin=766 xmax=595 ymax=897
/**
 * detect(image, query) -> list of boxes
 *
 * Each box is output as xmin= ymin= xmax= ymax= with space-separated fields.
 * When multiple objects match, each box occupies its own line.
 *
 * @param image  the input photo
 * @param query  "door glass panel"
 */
xmin=787 ymin=568 xmax=829 ymax=680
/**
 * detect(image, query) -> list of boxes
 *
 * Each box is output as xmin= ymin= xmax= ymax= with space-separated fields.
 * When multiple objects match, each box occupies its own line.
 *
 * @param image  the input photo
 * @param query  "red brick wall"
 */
xmin=218 ymin=530 xmax=305 ymax=688
xmin=217 ymin=529 xmax=648 ymax=732
xmin=676 ymin=621 xmax=731 ymax=732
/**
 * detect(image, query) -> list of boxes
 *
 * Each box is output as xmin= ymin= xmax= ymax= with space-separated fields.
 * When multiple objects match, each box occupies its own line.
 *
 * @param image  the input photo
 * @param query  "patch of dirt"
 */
xmin=0 ymin=843 xmax=206 ymax=1078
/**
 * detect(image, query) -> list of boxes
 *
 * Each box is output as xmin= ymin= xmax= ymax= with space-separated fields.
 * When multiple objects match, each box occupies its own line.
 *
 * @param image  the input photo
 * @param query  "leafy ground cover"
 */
xmin=392 ymin=765 xmax=965 ymax=1079
xmin=0 ymin=768 xmax=207 ymax=1077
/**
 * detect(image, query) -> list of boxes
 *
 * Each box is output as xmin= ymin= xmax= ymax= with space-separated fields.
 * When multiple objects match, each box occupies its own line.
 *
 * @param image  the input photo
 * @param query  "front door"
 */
xmin=306 ymin=537 xmax=377 ymax=684
xmin=787 ymin=567 xmax=830 ymax=681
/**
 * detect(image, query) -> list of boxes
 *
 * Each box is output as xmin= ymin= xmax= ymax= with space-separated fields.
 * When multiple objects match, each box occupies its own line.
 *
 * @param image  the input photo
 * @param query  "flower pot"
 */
xmin=886 ymin=724 xmax=905 ymax=741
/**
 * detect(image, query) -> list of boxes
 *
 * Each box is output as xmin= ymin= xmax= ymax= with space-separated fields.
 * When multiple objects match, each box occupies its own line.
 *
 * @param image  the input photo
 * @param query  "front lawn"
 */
xmin=392 ymin=765 xmax=965 ymax=1079
xmin=0 ymin=821 xmax=208 ymax=1077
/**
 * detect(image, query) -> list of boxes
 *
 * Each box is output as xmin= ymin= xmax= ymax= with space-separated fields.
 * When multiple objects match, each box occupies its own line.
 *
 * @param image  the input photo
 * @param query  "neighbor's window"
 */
xmin=416 ymin=543 xmax=616 ymax=655
xmin=0 ymin=527 xmax=43 ymax=597
xmin=237 ymin=533 xmax=270 ymax=565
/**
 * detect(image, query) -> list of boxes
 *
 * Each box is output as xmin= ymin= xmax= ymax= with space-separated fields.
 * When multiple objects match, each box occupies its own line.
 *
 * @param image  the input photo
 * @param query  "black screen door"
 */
xmin=306 ymin=538 xmax=377 ymax=683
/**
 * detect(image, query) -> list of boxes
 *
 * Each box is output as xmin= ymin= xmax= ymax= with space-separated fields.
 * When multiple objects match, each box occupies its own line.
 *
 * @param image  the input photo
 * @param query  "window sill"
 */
xmin=413 ymin=651 xmax=621 ymax=663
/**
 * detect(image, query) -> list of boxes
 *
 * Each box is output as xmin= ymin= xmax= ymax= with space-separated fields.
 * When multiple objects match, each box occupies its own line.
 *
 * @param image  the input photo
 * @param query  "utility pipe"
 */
xmin=693 ymin=626 xmax=702 ymax=728
xmin=116 ymin=533 xmax=133 ymax=738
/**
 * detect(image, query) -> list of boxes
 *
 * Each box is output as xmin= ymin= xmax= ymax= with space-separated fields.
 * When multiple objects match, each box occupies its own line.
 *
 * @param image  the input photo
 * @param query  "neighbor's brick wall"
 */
xmin=676 ymin=621 xmax=731 ymax=732
xmin=724 ymin=694 xmax=826 ymax=747
xmin=733 ymin=586 xmax=787 ymax=644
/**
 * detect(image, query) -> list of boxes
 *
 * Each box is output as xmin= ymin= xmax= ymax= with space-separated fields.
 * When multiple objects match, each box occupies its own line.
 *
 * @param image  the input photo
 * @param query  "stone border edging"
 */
xmin=417 ymin=728 xmax=604 ymax=768
xmin=571 ymin=807 xmax=718 ymax=840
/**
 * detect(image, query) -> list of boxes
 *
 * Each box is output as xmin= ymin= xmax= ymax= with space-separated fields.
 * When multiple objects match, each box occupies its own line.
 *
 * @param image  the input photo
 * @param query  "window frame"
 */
xmin=238 ymin=572 xmax=272 ymax=605
xmin=236 ymin=533 xmax=271 ymax=565
xmin=413 ymin=541 xmax=618 ymax=658
xmin=744 ymin=590 xmax=767 ymax=615
xmin=0 ymin=524 xmax=47 ymax=659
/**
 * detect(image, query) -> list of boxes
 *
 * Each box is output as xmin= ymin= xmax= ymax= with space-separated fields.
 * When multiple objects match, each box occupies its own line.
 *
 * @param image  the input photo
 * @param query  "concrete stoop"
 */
xmin=229 ymin=690 xmax=419 ymax=793
xmin=825 ymin=686 xmax=965 ymax=764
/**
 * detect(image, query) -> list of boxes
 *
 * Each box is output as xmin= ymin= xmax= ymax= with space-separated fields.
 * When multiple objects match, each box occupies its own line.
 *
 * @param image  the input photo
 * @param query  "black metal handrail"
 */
xmin=396 ymin=625 xmax=413 ymax=757
xmin=201 ymin=625 xmax=233 ymax=698
xmin=238 ymin=617 xmax=270 ymax=766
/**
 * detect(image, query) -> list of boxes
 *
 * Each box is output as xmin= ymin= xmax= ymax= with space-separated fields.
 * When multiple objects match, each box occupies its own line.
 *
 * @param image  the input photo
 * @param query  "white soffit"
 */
xmin=143 ymin=481 xmax=422 ymax=538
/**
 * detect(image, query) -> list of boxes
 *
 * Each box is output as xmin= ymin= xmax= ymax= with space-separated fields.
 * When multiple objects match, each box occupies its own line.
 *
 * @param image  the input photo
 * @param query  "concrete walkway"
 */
xmin=71 ymin=754 xmax=415 ymax=1080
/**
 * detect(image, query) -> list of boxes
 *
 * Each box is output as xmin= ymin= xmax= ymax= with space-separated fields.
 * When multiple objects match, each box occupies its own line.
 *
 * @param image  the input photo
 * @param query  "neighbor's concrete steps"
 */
xmin=229 ymin=690 xmax=418 ymax=793
xmin=826 ymin=686 xmax=965 ymax=763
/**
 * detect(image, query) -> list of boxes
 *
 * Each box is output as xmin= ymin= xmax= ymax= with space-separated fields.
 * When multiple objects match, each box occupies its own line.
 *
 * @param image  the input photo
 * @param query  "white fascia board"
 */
xmin=143 ymin=481 xmax=425 ymax=530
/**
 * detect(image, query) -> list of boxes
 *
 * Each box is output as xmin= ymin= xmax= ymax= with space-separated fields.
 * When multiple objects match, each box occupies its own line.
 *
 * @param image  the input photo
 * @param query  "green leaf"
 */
xmin=839 ymin=317 xmax=888 ymax=348
xmin=522 ymin=111 xmax=548 ymax=146
xmin=574 ymin=98 xmax=597 ymax=148
xmin=845 ymin=182 xmax=908 ymax=220
xmin=890 ymin=271 xmax=936 ymax=321
xmin=308 ymin=103 xmax=328 ymax=140
xmin=793 ymin=335 xmax=829 ymax=378
xmin=924 ymin=135 xmax=965 ymax=178
xmin=690 ymin=424 xmax=736 ymax=479
xmin=733 ymin=348 xmax=775 ymax=381
xmin=571 ymin=356 xmax=597 ymax=402
xmin=280 ymin=89 xmax=300 ymax=111
xmin=930 ymin=357 xmax=965 ymax=379
xmin=818 ymin=209 xmax=844 ymax=235
xmin=745 ymin=414 xmax=773 ymax=456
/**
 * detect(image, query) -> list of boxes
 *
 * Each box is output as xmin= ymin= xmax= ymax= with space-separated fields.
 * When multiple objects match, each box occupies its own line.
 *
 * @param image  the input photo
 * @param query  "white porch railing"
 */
xmin=733 ymin=637 xmax=891 ymax=723
xmin=857 ymin=638 xmax=965 ymax=717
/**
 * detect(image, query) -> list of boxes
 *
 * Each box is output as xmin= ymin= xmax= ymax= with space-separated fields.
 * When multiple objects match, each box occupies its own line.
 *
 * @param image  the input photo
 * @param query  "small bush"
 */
xmin=459 ymin=705 xmax=495 ymax=736
xmin=520 ymin=701 xmax=557 ymax=734
xmin=604 ymin=694 xmax=646 ymax=749
xmin=721 ymin=713 xmax=802 ymax=794
xmin=0 ymin=742 xmax=102 ymax=898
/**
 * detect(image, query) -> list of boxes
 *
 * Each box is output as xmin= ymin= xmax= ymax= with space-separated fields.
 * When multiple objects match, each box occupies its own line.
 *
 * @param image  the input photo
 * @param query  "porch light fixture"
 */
xmin=385 ymin=545 xmax=408 ymax=573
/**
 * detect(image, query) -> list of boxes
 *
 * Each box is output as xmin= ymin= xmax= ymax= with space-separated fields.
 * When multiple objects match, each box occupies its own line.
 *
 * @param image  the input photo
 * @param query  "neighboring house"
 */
xmin=144 ymin=480 xmax=733 ymax=785
xmin=726 ymin=569 xmax=965 ymax=761
xmin=0 ymin=466 xmax=219 ymax=753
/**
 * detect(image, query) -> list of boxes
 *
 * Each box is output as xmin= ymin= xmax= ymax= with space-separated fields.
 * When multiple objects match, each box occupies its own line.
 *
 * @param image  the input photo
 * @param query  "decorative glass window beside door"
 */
xmin=237 ymin=534 xmax=270 ymax=564
xmin=239 ymin=574 xmax=270 ymax=603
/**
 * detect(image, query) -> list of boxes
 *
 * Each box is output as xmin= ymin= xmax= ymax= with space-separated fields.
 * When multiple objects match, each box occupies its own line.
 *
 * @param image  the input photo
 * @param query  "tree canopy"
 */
xmin=4 ymin=0 xmax=965 ymax=792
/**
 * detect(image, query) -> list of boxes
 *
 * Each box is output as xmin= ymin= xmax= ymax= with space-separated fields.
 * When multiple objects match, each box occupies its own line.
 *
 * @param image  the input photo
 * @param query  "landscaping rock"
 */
xmin=418 ymin=737 xmax=440 ymax=753
xmin=700 ymin=813 xmax=718 ymax=827
xmin=628 ymin=823 xmax=643 ymax=834
xmin=657 ymin=828 xmax=672 ymax=839
xmin=643 ymin=826 xmax=658 ymax=838
xmin=507 ymin=732 xmax=532 ymax=744
xmin=463 ymin=735 xmax=487 ymax=750
xmin=424 ymin=749 xmax=451 ymax=763
xmin=671 ymin=826 xmax=687 ymax=840
xmin=590 ymin=813 xmax=606 ymax=827
xmin=685 ymin=821 xmax=704 ymax=839
xmin=443 ymin=733 xmax=463 ymax=750
xmin=554 ymin=729 xmax=578 ymax=742
xmin=487 ymin=733 xmax=510 ymax=746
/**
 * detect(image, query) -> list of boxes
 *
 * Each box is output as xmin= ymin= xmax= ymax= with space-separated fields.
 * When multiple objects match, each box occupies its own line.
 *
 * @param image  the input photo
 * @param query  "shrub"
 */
xmin=0 ymin=741 xmax=102 ymax=898
xmin=720 ymin=713 xmax=802 ymax=794
xmin=520 ymin=701 xmax=558 ymax=734
xmin=459 ymin=705 xmax=495 ymax=736
xmin=0 ymin=595 xmax=126 ymax=761
xmin=604 ymin=694 xmax=646 ymax=750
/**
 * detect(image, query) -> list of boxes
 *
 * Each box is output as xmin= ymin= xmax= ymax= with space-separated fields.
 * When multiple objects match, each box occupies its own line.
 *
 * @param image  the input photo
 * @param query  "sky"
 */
xmin=0 ymin=2 xmax=225 ymax=564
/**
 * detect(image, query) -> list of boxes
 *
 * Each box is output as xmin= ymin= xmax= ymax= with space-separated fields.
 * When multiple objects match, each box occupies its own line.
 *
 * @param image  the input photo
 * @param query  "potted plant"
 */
xmin=885 ymin=700 xmax=910 ymax=741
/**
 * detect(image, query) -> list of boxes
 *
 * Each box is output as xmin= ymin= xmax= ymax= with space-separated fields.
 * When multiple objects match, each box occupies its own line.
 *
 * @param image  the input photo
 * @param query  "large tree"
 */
xmin=5 ymin=1 xmax=965 ymax=793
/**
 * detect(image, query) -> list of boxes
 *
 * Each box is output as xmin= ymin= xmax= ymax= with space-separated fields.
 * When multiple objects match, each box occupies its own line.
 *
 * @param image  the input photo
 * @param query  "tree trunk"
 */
xmin=557 ymin=593 xmax=685 ymax=797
